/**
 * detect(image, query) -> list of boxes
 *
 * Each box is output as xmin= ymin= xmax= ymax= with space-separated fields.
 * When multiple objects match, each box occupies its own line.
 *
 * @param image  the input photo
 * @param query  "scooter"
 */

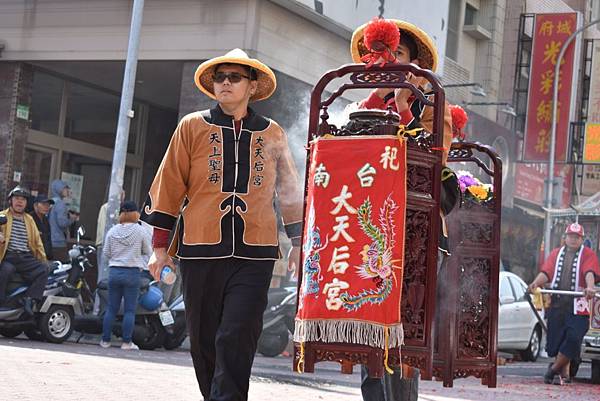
xmin=0 ymin=215 xmax=84 ymax=343
xmin=74 ymin=275 xmax=180 ymax=350
xmin=257 ymin=286 xmax=296 ymax=357
xmin=70 ymin=228 xmax=186 ymax=350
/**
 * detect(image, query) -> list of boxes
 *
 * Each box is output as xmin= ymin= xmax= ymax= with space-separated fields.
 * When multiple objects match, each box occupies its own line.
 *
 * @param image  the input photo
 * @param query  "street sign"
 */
xmin=514 ymin=162 xmax=572 ymax=208
xmin=16 ymin=104 xmax=29 ymax=121
xmin=582 ymin=164 xmax=600 ymax=196
xmin=583 ymin=123 xmax=600 ymax=163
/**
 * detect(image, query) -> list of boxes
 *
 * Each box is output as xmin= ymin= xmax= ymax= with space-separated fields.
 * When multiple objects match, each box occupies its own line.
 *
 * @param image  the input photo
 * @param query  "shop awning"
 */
xmin=542 ymin=192 xmax=600 ymax=217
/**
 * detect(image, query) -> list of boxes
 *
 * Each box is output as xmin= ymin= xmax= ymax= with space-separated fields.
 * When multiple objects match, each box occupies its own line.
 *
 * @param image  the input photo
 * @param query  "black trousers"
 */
xmin=360 ymin=251 xmax=446 ymax=401
xmin=0 ymin=252 xmax=48 ymax=303
xmin=181 ymin=257 xmax=274 ymax=401
xmin=361 ymin=366 xmax=420 ymax=401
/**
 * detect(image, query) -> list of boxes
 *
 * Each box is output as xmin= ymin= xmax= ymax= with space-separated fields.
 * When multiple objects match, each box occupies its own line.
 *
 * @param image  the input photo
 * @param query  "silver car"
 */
xmin=498 ymin=271 xmax=544 ymax=361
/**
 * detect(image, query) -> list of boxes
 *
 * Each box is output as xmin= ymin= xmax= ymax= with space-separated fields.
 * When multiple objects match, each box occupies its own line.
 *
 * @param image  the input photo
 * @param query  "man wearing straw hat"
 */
xmin=350 ymin=18 xmax=459 ymax=401
xmin=141 ymin=49 xmax=303 ymax=400
xmin=529 ymin=223 xmax=600 ymax=385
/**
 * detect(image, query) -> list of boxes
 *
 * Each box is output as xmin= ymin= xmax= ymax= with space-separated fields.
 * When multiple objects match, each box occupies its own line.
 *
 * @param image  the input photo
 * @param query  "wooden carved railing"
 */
xmin=294 ymin=63 xmax=445 ymax=379
xmin=292 ymin=64 xmax=502 ymax=388
xmin=432 ymin=142 xmax=502 ymax=388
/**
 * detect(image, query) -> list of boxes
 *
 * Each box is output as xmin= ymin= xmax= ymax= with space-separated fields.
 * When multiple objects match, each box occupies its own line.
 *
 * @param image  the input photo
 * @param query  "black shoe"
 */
xmin=22 ymin=297 xmax=34 ymax=316
xmin=544 ymin=365 xmax=556 ymax=384
xmin=552 ymin=375 xmax=564 ymax=385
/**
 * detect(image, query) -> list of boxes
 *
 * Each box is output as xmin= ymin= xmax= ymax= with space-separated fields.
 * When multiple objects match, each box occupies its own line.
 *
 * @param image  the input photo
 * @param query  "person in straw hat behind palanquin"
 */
xmin=351 ymin=18 xmax=461 ymax=401
xmin=141 ymin=48 xmax=303 ymax=400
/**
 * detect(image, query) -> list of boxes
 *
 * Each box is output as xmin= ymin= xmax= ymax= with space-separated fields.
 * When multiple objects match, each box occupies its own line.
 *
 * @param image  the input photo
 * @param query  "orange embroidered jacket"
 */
xmin=141 ymin=105 xmax=303 ymax=260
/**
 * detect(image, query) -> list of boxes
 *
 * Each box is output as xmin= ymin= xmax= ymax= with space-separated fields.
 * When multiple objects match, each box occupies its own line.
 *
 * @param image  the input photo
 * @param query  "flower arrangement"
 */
xmin=457 ymin=170 xmax=493 ymax=203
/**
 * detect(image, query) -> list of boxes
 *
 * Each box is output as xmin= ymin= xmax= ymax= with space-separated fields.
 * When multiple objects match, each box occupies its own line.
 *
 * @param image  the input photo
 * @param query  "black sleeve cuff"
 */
xmin=140 ymin=197 xmax=177 ymax=231
xmin=284 ymin=222 xmax=302 ymax=239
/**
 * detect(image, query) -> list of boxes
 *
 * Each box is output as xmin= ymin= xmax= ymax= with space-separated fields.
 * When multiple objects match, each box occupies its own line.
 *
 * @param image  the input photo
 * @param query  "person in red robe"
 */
xmin=529 ymin=223 xmax=600 ymax=385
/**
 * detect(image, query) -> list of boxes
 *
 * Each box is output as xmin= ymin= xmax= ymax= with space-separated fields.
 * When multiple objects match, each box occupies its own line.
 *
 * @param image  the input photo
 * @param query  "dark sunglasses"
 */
xmin=212 ymin=71 xmax=251 ymax=83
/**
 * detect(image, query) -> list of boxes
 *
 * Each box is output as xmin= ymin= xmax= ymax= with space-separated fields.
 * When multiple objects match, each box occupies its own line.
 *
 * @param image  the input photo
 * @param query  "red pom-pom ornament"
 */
xmin=360 ymin=18 xmax=401 ymax=68
xmin=449 ymin=104 xmax=468 ymax=140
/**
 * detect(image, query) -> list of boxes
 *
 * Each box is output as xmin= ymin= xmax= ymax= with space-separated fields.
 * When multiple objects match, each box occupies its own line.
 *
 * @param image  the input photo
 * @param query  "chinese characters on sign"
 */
xmin=524 ymin=13 xmax=578 ymax=162
xmin=583 ymin=123 xmax=600 ymax=164
xmin=582 ymin=165 xmax=600 ymax=196
xmin=297 ymin=136 xmax=407 ymax=327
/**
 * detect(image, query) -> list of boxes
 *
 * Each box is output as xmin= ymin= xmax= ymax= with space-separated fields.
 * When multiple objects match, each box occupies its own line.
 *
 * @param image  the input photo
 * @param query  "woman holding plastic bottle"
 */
xmin=100 ymin=200 xmax=152 ymax=350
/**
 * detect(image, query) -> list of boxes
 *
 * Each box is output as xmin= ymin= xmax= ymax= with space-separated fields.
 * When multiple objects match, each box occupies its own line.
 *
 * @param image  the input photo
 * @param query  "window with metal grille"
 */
xmin=511 ymin=13 xmax=534 ymax=137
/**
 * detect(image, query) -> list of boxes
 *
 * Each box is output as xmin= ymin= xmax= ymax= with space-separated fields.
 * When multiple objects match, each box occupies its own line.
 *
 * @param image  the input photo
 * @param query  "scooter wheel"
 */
xmin=133 ymin=315 xmax=166 ymax=350
xmin=257 ymin=326 xmax=289 ymax=357
xmin=24 ymin=329 xmax=45 ymax=342
xmin=39 ymin=305 xmax=74 ymax=343
xmin=0 ymin=328 xmax=23 ymax=338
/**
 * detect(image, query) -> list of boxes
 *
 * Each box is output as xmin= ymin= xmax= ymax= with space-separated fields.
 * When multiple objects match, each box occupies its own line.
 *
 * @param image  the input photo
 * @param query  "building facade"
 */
xmin=444 ymin=0 xmax=600 ymax=280
xmin=3 ymin=0 xmax=598 ymax=282
xmin=0 ymin=0 xmax=452 ymax=285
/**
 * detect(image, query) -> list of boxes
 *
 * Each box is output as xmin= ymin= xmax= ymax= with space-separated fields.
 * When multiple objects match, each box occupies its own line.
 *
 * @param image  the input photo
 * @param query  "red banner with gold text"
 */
xmin=523 ymin=13 xmax=577 ymax=162
xmin=294 ymin=136 xmax=407 ymax=349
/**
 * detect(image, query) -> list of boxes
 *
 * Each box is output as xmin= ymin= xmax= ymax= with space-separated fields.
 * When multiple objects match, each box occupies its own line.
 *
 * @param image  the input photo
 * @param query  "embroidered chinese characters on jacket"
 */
xmin=141 ymin=106 xmax=303 ymax=260
xmin=208 ymin=132 xmax=222 ymax=185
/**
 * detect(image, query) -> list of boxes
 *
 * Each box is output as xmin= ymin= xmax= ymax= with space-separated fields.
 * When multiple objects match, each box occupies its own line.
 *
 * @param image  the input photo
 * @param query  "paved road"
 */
xmin=1 ymin=336 xmax=599 ymax=401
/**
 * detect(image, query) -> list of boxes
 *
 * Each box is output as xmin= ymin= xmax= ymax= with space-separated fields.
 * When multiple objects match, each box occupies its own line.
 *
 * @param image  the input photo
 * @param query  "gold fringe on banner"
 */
xmin=293 ymin=319 xmax=404 ymax=350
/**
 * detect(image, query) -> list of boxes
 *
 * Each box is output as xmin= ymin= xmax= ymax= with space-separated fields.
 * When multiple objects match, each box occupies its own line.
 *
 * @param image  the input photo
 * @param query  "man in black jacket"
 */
xmin=29 ymin=195 xmax=54 ymax=260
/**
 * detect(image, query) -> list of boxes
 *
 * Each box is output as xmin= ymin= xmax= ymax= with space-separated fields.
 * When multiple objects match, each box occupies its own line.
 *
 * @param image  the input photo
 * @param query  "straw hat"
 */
xmin=194 ymin=48 xmax=277 ymax=102
xmin=351 ymin=19 xmax=438 ymax=72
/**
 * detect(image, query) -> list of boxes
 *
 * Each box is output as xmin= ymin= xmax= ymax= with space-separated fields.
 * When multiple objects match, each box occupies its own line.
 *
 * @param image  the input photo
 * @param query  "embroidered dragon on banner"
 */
xmin=299 ymin=202 xmax=328 ymax=310
xmin=340 ymin=194 xmax=402 ymax=311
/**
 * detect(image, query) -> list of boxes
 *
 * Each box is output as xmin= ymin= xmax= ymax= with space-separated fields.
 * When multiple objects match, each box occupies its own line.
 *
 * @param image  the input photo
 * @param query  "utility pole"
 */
xmin=543 ymin=18 xmax=600 ymax=258
xmin=100 ymin=0 xmax=145 ymax=281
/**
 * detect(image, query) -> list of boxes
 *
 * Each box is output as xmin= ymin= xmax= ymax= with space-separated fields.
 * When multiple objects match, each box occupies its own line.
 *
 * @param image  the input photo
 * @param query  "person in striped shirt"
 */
xmin=0 ymin=186 xmax=48 ymax=315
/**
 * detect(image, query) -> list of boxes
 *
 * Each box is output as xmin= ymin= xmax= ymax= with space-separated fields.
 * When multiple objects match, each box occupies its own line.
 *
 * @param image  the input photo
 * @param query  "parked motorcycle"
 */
xmin=0 ymin=215 xmax=83 ymax=343
xmin=257 ymin=286 xmax=296 ymax=357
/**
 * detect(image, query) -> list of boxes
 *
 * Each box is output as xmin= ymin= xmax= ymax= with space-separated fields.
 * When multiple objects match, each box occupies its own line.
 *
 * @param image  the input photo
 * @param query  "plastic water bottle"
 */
xmin=160 ymin=266 xmax=176 ymax=285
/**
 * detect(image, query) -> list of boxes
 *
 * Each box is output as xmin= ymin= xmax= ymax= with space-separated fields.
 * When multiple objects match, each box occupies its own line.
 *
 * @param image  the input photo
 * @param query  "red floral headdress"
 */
xmin=449 ymin=104 xmax=468 ymax=141
xmin=360 ymin=18 xmax=400 ymax=68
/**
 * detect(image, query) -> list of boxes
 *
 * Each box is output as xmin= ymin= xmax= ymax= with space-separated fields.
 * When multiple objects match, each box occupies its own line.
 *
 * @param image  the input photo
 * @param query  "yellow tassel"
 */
xmin=396 ymin=124 xmax=423 ymax=138
xmin=296 ymin=342 xmax=305 ymax=373
xmin=383 ymin=327 xmax=394 ymax=375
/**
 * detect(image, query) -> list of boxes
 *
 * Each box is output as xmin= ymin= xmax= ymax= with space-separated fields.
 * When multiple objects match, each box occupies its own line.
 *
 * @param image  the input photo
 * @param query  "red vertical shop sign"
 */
xmin=523 ymin=13 xmax=578 ymax=162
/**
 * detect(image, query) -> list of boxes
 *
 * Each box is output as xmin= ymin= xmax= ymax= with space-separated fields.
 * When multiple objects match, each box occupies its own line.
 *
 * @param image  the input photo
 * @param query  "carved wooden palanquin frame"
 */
xmin=293 ymin=63 xmax=501 ymax=388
